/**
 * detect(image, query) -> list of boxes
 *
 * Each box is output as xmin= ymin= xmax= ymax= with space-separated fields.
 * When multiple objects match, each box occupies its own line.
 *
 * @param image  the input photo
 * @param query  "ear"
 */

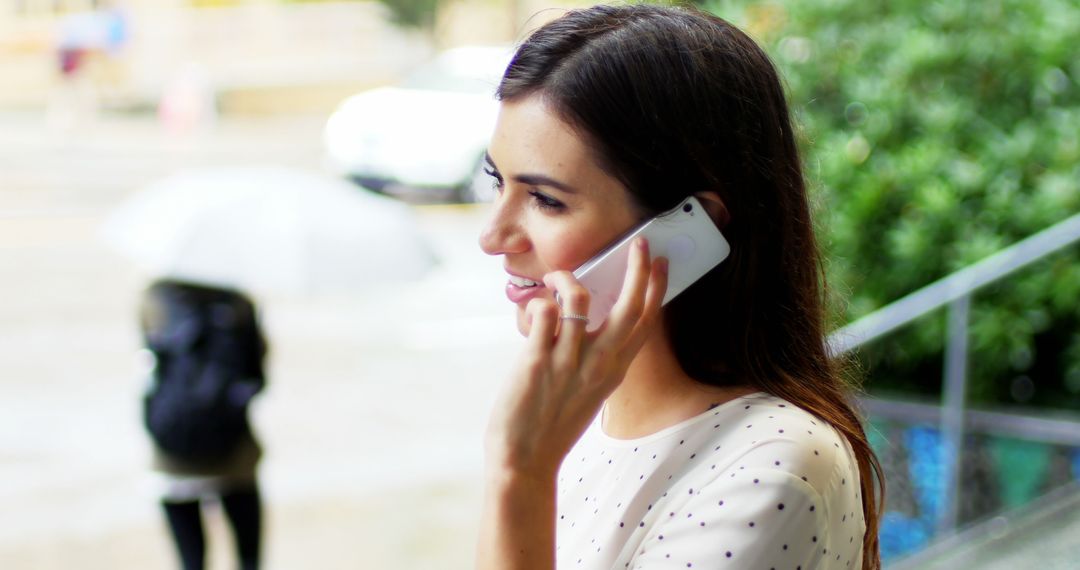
xmin=693 ymin=191 xmax=730 ymax=230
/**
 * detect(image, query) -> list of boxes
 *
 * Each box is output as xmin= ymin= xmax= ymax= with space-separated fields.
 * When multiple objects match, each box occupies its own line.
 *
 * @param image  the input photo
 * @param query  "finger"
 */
xmin=542 ymin=270 xmax=590 ymax=366
xmin=619 ymin=256 xmax=669 ymax=360
xmin=525 ymin=298 xmax=559 ymax=354
xmin=596 ymin=237 xmax=653 ymax=348
xmin=583 ymin=255 xmax=667 ymax=394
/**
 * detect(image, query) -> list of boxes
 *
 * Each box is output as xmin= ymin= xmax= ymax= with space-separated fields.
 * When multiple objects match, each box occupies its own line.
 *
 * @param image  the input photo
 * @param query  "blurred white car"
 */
xmin=324 ymin=46 xmax=513 ymax=203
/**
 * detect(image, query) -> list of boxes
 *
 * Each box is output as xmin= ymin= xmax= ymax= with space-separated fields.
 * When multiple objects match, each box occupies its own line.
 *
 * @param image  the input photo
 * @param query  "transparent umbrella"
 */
xmin=101 ymin=166 xmax=437 ymax=295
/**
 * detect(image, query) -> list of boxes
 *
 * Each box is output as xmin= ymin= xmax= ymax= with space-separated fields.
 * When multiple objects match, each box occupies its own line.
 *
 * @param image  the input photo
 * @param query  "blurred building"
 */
xmin=0 ymin=0 xmax=569 ymax=115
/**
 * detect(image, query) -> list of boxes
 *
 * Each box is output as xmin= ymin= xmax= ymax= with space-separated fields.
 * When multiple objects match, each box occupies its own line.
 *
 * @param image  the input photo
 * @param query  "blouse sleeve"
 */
xmin=629 ymin=468 xmax=829 ymax=570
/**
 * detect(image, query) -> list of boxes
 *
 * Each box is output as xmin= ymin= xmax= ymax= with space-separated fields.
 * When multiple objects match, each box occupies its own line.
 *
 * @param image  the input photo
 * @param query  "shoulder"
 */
xmin=666 ymin=393 xmax=861 ymax=527
xmin=626 ymin=395 xmax=864 ymax=566
xmin=709 ymin=393 xmax=855 ymax=489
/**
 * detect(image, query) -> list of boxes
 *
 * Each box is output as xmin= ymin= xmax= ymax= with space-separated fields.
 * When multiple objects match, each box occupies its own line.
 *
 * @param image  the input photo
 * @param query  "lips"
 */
xmin=504 ymin=271 xmax=546 ymax=304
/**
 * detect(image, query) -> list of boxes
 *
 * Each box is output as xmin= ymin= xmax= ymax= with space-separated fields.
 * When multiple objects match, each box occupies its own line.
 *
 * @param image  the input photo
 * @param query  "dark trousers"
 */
xmin=162 ymin=487 xmax=262 ymax=570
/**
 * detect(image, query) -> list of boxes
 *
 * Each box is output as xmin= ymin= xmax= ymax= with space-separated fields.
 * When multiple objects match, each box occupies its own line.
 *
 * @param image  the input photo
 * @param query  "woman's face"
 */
xmin=479 ymin=95 xmax=644 ymax=335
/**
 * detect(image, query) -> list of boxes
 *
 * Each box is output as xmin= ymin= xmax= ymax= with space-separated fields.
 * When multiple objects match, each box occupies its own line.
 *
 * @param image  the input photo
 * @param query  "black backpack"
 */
xmin=141 ymin=280 xmax=266 ymax=464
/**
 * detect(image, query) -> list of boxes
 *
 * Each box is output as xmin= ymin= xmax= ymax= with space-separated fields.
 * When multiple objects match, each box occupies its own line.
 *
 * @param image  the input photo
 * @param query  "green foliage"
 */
xmin=704 ymin=0 xmax=1080 ymax=407
xmin=375 ymin=0 xmax=439 ymax=30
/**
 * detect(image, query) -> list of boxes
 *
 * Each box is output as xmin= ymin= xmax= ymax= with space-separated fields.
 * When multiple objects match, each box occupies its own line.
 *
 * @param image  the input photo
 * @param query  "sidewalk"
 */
xmin=0 ymin=113 xmax=516 ymax=569
xmin=5 ymin=480 xmax=483 ymax=569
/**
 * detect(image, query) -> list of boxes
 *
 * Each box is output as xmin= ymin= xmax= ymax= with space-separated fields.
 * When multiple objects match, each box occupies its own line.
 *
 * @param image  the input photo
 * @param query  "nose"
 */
xmin=478 ymin=193 xmax=528 ymax=256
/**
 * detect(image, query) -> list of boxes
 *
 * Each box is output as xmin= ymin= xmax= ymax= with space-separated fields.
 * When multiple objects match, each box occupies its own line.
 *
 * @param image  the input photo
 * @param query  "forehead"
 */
xmin=488 ymin=97 xmax=610 ymax=189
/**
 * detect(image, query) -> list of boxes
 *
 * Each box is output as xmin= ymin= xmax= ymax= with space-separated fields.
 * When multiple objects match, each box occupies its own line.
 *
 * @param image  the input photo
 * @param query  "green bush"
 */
xmin=703 ymin=0 xmax=1080 ymax=407
xmin=375 ymin=0 xmax=439 ymax=30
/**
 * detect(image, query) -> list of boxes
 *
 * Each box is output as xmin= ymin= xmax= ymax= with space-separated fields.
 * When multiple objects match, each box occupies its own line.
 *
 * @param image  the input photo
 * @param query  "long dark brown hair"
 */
xmin=497 ymin=4 xmax=883 ymax=568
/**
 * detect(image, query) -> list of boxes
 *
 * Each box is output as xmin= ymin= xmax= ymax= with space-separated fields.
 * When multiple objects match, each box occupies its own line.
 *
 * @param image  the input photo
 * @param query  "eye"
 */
xmin=483 ymin=166 xmax=504 ymax=192
xmin=529 ymin=190 xmax=565 ymax=211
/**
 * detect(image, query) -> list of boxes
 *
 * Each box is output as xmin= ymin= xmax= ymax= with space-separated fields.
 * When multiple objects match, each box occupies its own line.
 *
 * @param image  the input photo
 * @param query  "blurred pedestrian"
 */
xmin=476 ymin=4 xmax=883 ymax=569
xmin=158 ymin=62 xmax=218 ymax=136
xmin=140 ymin=279 xmax=266 ymax=570
xmin=47 ymin=3 xmax=127 ymax=130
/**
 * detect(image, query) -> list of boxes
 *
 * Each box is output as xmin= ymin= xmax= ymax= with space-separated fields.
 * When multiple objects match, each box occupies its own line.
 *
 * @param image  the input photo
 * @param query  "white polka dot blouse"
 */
xmin=555 ymin=392 xmax=865 ymax=569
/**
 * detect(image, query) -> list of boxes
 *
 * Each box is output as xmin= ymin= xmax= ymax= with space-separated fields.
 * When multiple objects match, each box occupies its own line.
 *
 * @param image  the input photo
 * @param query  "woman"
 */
xmin=476 ymin=4 xmax=883 ymax=570
xmin=141 ymin=279 xmax=265 ymax=570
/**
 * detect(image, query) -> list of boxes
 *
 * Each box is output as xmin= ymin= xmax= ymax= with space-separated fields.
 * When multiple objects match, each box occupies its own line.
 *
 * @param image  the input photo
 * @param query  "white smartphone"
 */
xmin=567 ymin=196 xmax=730 ymax=332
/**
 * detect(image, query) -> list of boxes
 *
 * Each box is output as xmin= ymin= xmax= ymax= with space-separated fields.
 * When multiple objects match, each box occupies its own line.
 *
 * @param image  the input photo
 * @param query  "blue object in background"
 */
xmin=879 ymin=511 xmax=932 ymax=562
xmin=872 ymin=419 xmax=1080 ymax=563
xmin=904 ymin=426 xmax=945 ymax=526
xmin=872 ymin=424 xmax=942 ymax=561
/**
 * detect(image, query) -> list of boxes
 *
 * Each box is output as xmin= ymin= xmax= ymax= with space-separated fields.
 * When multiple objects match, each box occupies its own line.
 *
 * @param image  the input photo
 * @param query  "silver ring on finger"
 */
xmin=560 ymin=313 xmax=590 ymax=324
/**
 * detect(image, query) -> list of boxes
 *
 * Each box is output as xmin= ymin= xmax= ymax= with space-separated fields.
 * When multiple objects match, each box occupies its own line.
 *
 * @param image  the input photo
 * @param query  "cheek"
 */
xmin=533 ymin=226 xmax=603 ymax=272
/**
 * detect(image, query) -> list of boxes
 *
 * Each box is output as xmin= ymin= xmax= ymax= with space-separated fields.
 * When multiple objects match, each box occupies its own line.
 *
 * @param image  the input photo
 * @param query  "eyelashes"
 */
xmin=483 ymin=166 xmax=566 ymax=212
xmin=483 ymin=166 xmax=503 ymax=191
xmin=528 ymin=191 xmax=565 ymax=211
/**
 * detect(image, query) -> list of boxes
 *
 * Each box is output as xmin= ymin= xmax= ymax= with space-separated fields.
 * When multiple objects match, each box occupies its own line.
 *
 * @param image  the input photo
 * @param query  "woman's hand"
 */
xmin=477 ymin=238 xmax=667 ymax=569
xmin=485 ymin=237 xmax=669 ymax=479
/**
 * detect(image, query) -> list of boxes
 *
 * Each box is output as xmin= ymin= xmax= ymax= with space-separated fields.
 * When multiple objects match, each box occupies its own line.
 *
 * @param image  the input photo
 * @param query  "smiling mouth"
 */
xmin=508 ymin=275 xmax=542 ymax=288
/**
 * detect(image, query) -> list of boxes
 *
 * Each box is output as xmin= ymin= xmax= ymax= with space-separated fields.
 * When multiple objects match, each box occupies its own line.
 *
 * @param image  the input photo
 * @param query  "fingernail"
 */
xmin=636 ymin=237 xmax=648 ymax=250
xmin=658 ymin=257 xmax=669 ymax=275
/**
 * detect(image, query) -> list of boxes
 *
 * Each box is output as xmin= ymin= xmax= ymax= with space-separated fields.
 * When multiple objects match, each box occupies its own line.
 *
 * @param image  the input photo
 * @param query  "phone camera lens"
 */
xmin=683 ymin=203 xmax=693 ymax=213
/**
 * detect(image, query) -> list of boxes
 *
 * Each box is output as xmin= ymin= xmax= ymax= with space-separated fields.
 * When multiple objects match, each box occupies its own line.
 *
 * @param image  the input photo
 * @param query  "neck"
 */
xmin=602 ymin=325 xmax=754 ymax=439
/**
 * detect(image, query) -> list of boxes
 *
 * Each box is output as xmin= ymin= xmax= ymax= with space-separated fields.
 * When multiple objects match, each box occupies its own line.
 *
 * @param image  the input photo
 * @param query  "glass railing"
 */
xmin=862 ymin=397 xmax=1080 ymax=562
xmin=825 ymin=212 xmax=1080 ymax=564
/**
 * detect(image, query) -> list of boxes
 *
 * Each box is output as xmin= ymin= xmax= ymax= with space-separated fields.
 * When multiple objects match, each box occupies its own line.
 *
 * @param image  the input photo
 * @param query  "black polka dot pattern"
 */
xmin=553 ymin=393 xmax=866 ymax=569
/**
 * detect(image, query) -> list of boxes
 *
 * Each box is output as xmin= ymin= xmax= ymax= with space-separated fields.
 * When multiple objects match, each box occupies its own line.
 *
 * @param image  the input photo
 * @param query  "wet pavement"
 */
xmin=0 ymin=112 xmax=519 ymax=569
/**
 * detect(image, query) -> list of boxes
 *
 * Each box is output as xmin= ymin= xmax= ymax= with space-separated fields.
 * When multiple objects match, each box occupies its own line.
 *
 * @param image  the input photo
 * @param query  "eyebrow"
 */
xmin=485 ymin=151 xmax=579 ymax=194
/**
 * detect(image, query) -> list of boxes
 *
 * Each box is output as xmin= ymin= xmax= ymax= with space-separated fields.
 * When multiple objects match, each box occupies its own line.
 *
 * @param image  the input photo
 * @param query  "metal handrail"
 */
xmin=858 ymin=396 xmax=1080 ymax=448
xmin=824 ymin=211 xmax=1080 ymax=535
xmin=829 ymin=211 xmax=1080 ymax=355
